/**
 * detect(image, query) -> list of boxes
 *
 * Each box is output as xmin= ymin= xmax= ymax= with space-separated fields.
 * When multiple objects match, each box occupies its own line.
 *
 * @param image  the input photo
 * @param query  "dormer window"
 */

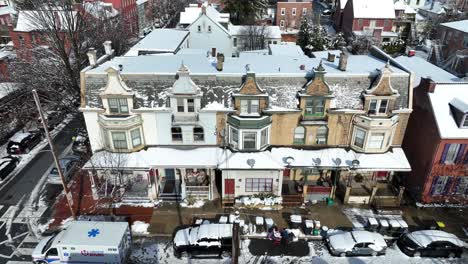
xmin=188 ymin=99 xmax=195 ymax=112
xmin=177 ymin=98 xmax=184 ymax=112
xmin=463 ymin=115 xmax=468 ymax=128
xmin=305 ymin=98 xmax=324 ymax=116
xmin=240 ymin=99 xmax=259 ymax=115
xmin=108 ymin=98 xmax=129 ymax=114
xmin=368 ymin=99 xmax=388 ymax=115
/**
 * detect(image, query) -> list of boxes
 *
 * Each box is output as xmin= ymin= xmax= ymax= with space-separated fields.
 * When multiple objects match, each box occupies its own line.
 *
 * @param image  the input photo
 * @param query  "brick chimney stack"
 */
xmin=420 ymin=76 xmax=437 ymax=93
xmin=338 ymin=49 xmax=348 ymax=71
xmin=216 ymin=53 xmax=225 ymax=71
xmin=87 ymin=48 xmax=97 ymax=67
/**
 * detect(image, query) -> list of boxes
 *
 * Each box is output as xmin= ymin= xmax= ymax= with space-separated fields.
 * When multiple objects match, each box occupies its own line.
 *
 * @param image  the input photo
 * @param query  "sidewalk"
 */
xmin=247 ymin=239 xmax=310 ymax=257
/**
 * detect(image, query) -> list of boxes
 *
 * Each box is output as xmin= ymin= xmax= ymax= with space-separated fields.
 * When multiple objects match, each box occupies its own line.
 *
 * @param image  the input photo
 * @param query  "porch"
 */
xmin=157 ymin=168 xmax=216 ymax=201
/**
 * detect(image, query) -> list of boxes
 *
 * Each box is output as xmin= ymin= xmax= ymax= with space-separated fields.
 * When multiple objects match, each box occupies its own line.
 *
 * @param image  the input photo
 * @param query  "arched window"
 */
xmin=316 ymin=126 xmax=328 ymax=144
xmin=171 ymin=127 xmax=182 ymax=141
xmin=193 ymin=126 xmax=204 ymax=141
xmin=294 ymin=126 xmax=305 ymax=144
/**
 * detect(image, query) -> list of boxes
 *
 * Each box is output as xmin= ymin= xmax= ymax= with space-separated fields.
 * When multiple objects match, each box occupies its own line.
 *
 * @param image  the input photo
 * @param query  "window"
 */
xmin=379 ymin=99 xmax=388 ymax=113
xmin=353 ymin=128 xmax=366 ymax=148
xmin=112 ymin=132 xmax=128 ymax=150
xmin=177 ymin=98 xmax=184 ymax=112
xmin=368 ymin=132 xmax=385 ymax=149
xmin=416 ymin=0 xmax=420 ymax=5
xmin=47 ymin=248 xmax=58 ymax=257
xmin=368 ymin=99 xmax=388 ymax=115
xmin=243 ymin=132 xmax=257 ymax=149
xmin=261 ymin=128 xmax=268 ymax=147
xmin=316 ymin=126 xmax=328 ymax=144
xmin=208 ymin=25 xmax=212 ymax=32
xmin=230 ymin=127 xmax=239 ymax=145
xmin=197 ymin=25 xmax=201 ymax=32
xmin=369 ymin=100 xmax=377 ymax=114
xmin=108 ymin=98 xmax=129 ymax=114
xmin=233 ymin=37 xmax=237 ymax=47
xmin=281 ymin=8 xmax=285 ymax=15
xmin=294 ymin=126 xmax=305 ymax=144
xmin=369 ymin=20 xmax=376 ymax=28
xmin=454 ymin=177 xmax=468 ymax=195
xmin=171 ymin=127 xmax=183 ymax=141
xmin=302 ymin=8 xmax=307 ymax=16
xmin=442 ymin=144 xmax=462 ymax=164
xmin=431 ymin=176 xmax=450 ymax=196
xmin=280 ymin=20 xmax=285 ymax=28
xmin=245 ymin=178 xmax=273 ymax=192
xmin=240 ymin=99 xmax=259 ymax=115
xmin=384 ymin=19 xmax=389 ymax=28
xmin=292 ymin=8 xmax=296 ymax=16
xmin=130 ymin=129 xmax=142 ymax=148
xmin=187 ymin=99 xmax=195 ymax=112
xmin=193 ymin=126 xmax=204 ymax=141
xmin=463 ymin=115 xmax=468 ymax=128
xmin=305 ymin=98 xmax=325 ymax=116
xmin=358 ymin=19 xmax=363 ymax=27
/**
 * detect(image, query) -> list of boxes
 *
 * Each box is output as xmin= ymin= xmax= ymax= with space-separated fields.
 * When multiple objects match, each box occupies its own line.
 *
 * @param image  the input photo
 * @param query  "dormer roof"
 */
xmin=366 ymin=62 xmax=399 ymax=96
xmin=234 ymin=71 xmax=267 ymax=97
xmin=302 ymin=61 xmax=333 ymax=97
xmin=100 ymin=66 xmax=134 ymax=96
xmin=170 ymin=64 xmax=201 ymax=95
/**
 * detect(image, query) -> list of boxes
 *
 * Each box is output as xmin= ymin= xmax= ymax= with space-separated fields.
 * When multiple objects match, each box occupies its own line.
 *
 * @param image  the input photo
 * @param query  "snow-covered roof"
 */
xmin=440 ymin=19 xmax=468 ymax=34
xmin=340 ymin=0 xmax=349 ymax=10
xmin=170 ymin=64 xmax=200 ymax=94
xmin=394 ymin=56 xmax=461 ymax=87
xmin=53 ymin=221 xmax=128 ymax=247
xmin=352 ymin=0 xmax=396 ymax=19
xmin=354 ymin=31 xmax=398 ymax=37
xmin=0 ymin=82 xmax=20 ymax=100
xmin=349 ymin=148 xmax=411 ymax=171
xmin=179 ymin=4 xmax=229 ymax=25
xmin=0 ymin=5 xmax=16 ymax=16
xmin=84 ymin=1 xmax=119 ymax=19
xmin=229 ymin=25 xmax=282 ymax=39
xmin=125 ymin=29 xmax=190 ymax=56
xmin=394 ymin=0 xmax=417 ymax=14
xmin=218 ymin=151 xmax=283 ymax=170
xmin=407 ymin=230 xmax=465 ymax=248
xmin=14 ymin=10 xmax=78 ymax=32
xmin=9 ymin=132 xmax=30 ymax=143
xmin=269 ymin=44 xmax=305 ymax=57
xmin=419 ymin=1 xmax=447 ymax=14
xmin=428 ymin=83 xmax=468 ymax=139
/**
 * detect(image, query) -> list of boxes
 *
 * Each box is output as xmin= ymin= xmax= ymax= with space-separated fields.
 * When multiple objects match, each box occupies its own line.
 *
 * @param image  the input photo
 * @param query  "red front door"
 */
xmin=224 ymin=179 xmax=235 ymax=195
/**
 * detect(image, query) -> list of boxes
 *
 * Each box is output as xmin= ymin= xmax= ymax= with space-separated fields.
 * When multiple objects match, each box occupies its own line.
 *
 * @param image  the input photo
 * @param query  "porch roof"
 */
xmin=351 ymin=148 xmax=411 ymax=171
xmin=218 ymin=151 xmax=283 ymax=170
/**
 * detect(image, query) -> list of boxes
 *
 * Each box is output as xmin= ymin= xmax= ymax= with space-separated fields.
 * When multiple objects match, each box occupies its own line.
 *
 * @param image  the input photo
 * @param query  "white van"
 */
xmin=32 ymin=221 xmax=131 ymax=264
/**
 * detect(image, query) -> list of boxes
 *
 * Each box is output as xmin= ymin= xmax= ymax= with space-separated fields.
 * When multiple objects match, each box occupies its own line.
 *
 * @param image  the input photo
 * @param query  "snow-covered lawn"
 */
xmin=129 ymin=239 xmax=467 ymax=264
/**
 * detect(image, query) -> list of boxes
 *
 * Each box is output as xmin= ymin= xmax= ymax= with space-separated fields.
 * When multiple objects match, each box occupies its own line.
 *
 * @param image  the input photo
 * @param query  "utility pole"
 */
xmin=232 ymin=222 xmax=240 ymax=264
xmin=32 ymin=90 xmax=76 ymax=220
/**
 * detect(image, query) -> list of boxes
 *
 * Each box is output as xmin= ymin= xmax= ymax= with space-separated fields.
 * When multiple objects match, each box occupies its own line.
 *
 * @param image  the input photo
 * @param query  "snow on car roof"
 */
xmin=53 ymin=221 xmax=129 ymax=247
xmin=9 ymin=132 xmax=30 ymax=143
xmin=351 ymin=231 xmax=385 ymax=246
xmin=408 ymin=230 xmax=464 ymax=248
xmin=196 ymin=224 xmax=232 ymax=240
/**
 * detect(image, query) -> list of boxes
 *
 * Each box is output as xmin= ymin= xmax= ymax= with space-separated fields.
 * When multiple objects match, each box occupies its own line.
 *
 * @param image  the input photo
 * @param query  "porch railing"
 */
xmin=186 ymin=185 xmax=210 ymax=199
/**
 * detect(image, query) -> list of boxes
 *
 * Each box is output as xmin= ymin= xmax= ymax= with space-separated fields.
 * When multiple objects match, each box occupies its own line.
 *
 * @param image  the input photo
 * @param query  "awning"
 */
xmin=218 ymin=151 xmax=283 ymax=170
xmin=351 ymin=148 xmax=411 ymax=172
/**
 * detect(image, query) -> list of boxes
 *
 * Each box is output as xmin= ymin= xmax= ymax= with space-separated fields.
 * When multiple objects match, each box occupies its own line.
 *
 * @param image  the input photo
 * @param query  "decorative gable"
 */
xmin=305 ymin=61 xmax=331 ymax=96
xmin=237 ymin=72 xmax=266 ymax=95
xmin=100 ymin=66 xmax=134 ymax=96
xmin=449 ymin=98 xmax=468 ymax=128
xmin=366 ymin=62 xmax=399 ymax=96
xmin=171 ymin=64 xmax=200 ymax=95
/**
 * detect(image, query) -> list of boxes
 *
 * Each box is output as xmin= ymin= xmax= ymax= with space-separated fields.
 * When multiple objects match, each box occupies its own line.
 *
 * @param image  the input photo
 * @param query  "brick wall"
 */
xmin=276 ymin=1 xmax=313 ymax=30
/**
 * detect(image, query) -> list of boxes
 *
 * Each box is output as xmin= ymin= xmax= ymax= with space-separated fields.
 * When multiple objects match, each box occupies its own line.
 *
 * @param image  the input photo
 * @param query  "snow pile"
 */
xmin=113 ymin=202 xmax=157 ymax=208
xmin=61 ymin=217 xmax=74 ymax=228
xmin=37 ymin=218 xmax=55 ymax=234
xmin=180 ymin=199 xmax=205 ymax=208
xmin=236 ymin=196 xmax=282 ymax=206
xmin=132 ymin=221 xmax=150 ymax=235
xmin=203 ymin=101 xmax=230 ymax=111
xmin=416 ymin=202 xmax=468 ymax=208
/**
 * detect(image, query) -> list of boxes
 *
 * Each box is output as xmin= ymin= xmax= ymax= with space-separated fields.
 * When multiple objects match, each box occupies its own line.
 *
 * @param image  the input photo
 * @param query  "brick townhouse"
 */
xmin=276 ymin=0 xmax=313 ymax=31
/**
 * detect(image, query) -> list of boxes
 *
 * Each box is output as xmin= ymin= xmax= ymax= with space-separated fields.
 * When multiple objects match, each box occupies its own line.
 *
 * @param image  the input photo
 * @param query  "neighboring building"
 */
xmin=124 ymin=29 xmax=190 ymax=56
xmin=179 ymin=3 xmax=229 ymax=28
xmin=0 ymin=82 xmax=21 ymax=143
xmin=333 ymin=0 xmax=348 ymax=31
xmin=136 ymin=0 xmax=152 ymax=36
xmin=418 ymin=1 xmax=452 ymax=19
xmin=429 ymin=19 xmax=468 ymax=78
xmin=340 ymin=0 xmax=398 ymax=44
xmin=102 ymin=0 xmax=139 ymax=35
xmin=0 ymin=5 xmax=15 ymax=44
xmin=405 ymin=0 xmax=428 ymax=9
xmin=0 ymin=43 xmax=14 ymax=80
xmin=394 ymin=0 xmax=417 ymax=42
xmin=80 ymin=44 xmax=413 ymax=206
xmin=276 ymin=0 xmax=313 ymax=31
xmin=268 ymin=43 xmax=305 ymax=57
xmin=403 ymin=80 xmax=468 ymax=204
xmin=456 ymin=0 xmax=468 ymax=11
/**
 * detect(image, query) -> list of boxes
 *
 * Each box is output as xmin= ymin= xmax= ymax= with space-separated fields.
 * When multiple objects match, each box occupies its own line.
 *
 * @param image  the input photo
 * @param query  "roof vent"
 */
xmin=118 ymin=64 xmax=123 ymax=72
xmin=300 ymin=64 xmax=305 ymax=70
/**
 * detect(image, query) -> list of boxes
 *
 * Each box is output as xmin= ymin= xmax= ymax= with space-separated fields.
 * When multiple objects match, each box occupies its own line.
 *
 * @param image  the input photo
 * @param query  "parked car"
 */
xmin=322 ymin=9 xmax=332 ymax=16
xmin=47 ymin=155 xmax=80 ymax=185
xmin=38 ymin=110 xmax=64 ymax=131
xmin=397 ymin=230 xmax=465 ymax=258
xmin=72 ymin=129 xmax=90 ymax=154
xmin=0 ymin=156 xmax=20 ymax=180
xmin=7 ymin=131 xmax=43 ymax=154
xmin=173 ymin=224 xmax=232 ymax=258
xmin=326 ymin=230 xmax=387 ymax=257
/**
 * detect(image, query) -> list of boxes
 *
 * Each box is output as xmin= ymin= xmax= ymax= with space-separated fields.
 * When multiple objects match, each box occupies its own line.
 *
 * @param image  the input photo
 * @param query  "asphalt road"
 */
xmin=0 ymin=116 xmax=81 ymax=206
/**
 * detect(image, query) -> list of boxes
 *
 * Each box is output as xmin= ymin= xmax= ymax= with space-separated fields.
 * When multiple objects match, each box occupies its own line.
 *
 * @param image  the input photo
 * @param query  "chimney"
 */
xmin=87 ymin=48 xmax=97 ymax=67
xmin=420 ymin=76 xmax=436 ymax=93
xmin=338 ymin=50 xmax=348 ymax=71
xmin=216 ymin=53 xmax=225 ymax=71
xmin=202 ymin=5 xmax=207 ymax=14
xmin=103 ymin=40 xmax=113 ymax=56
xmin=299 ymin=64 xmax=305 ymax=70
xmin=327 ymin=52 xmax=336 ymax=62
xmin=211 ymin=47 xmax=217 ymax=57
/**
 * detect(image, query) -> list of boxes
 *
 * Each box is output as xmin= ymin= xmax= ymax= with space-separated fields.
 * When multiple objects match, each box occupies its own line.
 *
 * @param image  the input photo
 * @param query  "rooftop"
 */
xmin=394 ymin=56 xmax=461 ymax=87
xmin=440 ymin=19 xmax=468 ymax=34
xmin=0 ymin=5 xmax=16 ymax=16
xmin=419 ymin=1 xmax=447 ymax=14
xmin=428 ymin=83 xmax=468 ymax=139
xmin=53 ymin=221 xmax=128 ymax=247
xmin=228 ymin=25 xmax=282 ymax=39
xmin=179 ymin=4 xmax=229 ymax=25
xmin=352 ymin=0 xmax=396 ymax=19
xmin=269 ymin=44 xmax=305 ymax=57
xmin=0 ymin=82 xmax=20 ymax=100
xmin=124 ymin=29 xmax=190 ymax=56
xmin=14 ymin=10 xmax=78 ymax=32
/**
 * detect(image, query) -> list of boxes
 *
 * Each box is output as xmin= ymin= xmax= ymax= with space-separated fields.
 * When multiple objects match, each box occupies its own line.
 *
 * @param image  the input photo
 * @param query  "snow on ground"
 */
xmin=132 ymin=221 xmax=150 ymax=235
xmin=416 ymin=202 xmax=468 ymax=208
xmin=130 ymin=239 xmax=468 ymax=264
xmin=179 ymin=200 xmax=205 ymax=208
xmin=342 ymin=207 xmax=404 ymax=228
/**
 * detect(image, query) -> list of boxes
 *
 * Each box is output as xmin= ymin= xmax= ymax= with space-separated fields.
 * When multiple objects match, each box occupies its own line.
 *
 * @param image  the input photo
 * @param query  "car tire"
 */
xmin=448 ymin=252 xmax=456 ymax=258
xmin=339 ymin=252 xmax=346 ymax=257
xmin=25 ymin=148 xmax=30 ymax=154
xmin=413 ymin=251 xmax=421 ymax=257
xmin=371 ymin=251 xmax=378 ymax=257
xmin=221 ymin=251 xmax=231 ymax=258
xmin=180 ymin=251 xmax=191 ymax=259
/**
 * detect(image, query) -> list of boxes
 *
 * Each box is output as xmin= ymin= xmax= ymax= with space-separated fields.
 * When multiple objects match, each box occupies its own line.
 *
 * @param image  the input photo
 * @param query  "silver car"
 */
xmin=47 ymin=155 xmax=80 ymax=185
xmin=326 ymin=230 xmax=387 ymax=257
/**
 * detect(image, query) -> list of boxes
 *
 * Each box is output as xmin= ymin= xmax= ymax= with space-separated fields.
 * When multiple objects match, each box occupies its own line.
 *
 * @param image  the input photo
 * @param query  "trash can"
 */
xmin=326 ymin=197 xmax=334 ymax=206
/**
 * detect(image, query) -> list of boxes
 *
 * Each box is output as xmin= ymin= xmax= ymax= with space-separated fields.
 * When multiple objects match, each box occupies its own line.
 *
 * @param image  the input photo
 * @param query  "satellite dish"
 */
xmin=247 ymin=159 xmax=256 ymax=168
xmin=313 ymin=158 xmax=321 ymax=166
xmin=351 ymin=159 xmax=360 ymax=168
xmin=283 ymin=156 xmax=295 ymax=166
xmin=219 ymin=128 xmax=226 ymax=137
xmin=334 ymin=158 xmax=342 ymax=166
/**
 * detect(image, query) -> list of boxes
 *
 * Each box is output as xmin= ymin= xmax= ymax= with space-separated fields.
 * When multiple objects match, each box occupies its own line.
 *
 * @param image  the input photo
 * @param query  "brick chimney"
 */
xmin=103 ymin=40 xmax=113 ymax=56
xmin=202 ymin=5 xmax=207 ymax=15
xmin=338 ymin=49 xmax=348 ymax=71
xmin=87 ymin=48 xmax=97 ymax=67
xmin=211 ymin=47 xmax=217 ymax=57
xmin=420 ymin=76 xmax=436 ymax=93
xmin=216 ymin=53 xmax=225 ymax=71
xmin=327 ymin=52 xmax=336 ymax=62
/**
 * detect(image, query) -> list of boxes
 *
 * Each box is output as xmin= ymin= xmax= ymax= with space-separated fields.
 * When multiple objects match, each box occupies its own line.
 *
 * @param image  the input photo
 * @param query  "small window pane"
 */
xmin=316 ymin=126 xmax=328 ymax=144
xmin=250 ymin=100 xmax=259 ymax=113
xmin=379 ymin=99 xmax=388 ymax=114
xmin=177 ymin=98 xmax=184 ymax=112
xmin=294 ymin=126 xmax=305 ymax=144
xmin=108 ymin=98 xmax=119 ymax=113
xmin=243 ymin=132 xmax=256 ymax=149
xmin=369 ymin=100 xmax=377 ymax=114
xmin=193 ymin=127 xmax=204 ymax=141
xmin=369 ymin=132 xmax=385 ymax=149
xmin=463 ymin=116 xmax=468 ymax=127
xmin=240 ymin=100 xmax=248 ymax=114
xmin=112 ymin=132 xmax=127 ymax=150
xmin=171 ymin=127 xmax=183 ymax=141
xmin=187 ymin=99 xmax=195 ymax=112
xmin=354 ymin=128 xmax=366 ymax=148
xmin=445 ymin=144 xmax=460 ymax=164
xmin=230 ymin=127 xmax=239 ymax=145
xmin=119 ymin=99 xmax=129 ymax=113
xmin=261 ymin=128 xmax=268 ymax=147
xmin=131 ymin=129 xmax=141 ymax=148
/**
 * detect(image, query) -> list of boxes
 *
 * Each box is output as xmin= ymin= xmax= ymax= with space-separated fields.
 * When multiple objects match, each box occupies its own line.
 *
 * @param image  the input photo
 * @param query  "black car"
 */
xmin=38 ymin=110 xmax=64 ymax=131
xmin=72 ymin=129 xmax=90 ymax=154
xmin=7 ymin=131 xmax=43 ymax=154
xmin=0 ymin=156 xmax=19 ymax=180
xmin=397 ymin=230 xmax=465 ymax=258
xmin=173 ymin=224 xmax=232 ymax=258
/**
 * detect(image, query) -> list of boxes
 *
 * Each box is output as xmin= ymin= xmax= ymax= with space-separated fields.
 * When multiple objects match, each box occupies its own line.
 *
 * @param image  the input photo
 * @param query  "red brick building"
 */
xmin=276 ymin=0 xmax=313 ymax=31
xmin=0 ymin=5 xmax=15 ymax=44
xmin=403 ymin=79 xmax=468 ymax=204
xmin=339 ymin=0 xmax=398 ymax=44
xmin=102 ymin=0 xmax=138 ymax=35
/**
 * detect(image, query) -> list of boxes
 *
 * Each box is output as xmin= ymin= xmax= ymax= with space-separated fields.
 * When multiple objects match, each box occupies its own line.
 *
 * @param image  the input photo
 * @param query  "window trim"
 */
xmin=242 ymin=131 xmax=257 ymax=150
xmin=368 ymin=132 xmax=385 ymax=149
xmin=260 ymin=128 xmax=268 ymax=148
xmin=294 ymin=126 xmax=305 ymax=144
xmin=230 ymin=127 xmax=239 ymax=146
xmin=130 ymin=128 xmax=142 ymax=148
xmin=462 ymin=115 xmax=468 ymax=128
xmin=171 ymin=127 xmax=183 ymax=142
xmin=245 ymin=178 xmax=273 ymax=192
xmin=281 ymin=8 xmax=285 ymax=16
xmin=305 ymin=98 xmax=325 ymax=116
xmin=108 ymin=98 xmax=129 ymax=114
xmin=368 ymin=99 xmax=388 ymax=115
xmin=177 ymin=98 xmax=185 ymax=113
xmin=240 ymin=99 xmax=259 ymax=115
xmin=193 ymin=126 xmax=204 ymax=142
xmin=111 ymin=131 xmax=128 ymax=150
xmin=187 ymin=98 xmax=195 ymax=112
xmin=316 ymin=126 xmax=328 ymax=145
xmin=353 ymin=127 xmax=367 ymax=149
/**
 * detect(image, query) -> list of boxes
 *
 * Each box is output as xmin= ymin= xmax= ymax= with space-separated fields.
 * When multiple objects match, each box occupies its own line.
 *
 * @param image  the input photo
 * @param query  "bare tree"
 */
xmin=150 ymin=0 xmax=190 ymax=28
xmin=238 ymin=25 xmax=271 ymax=51
xmin=351 ymin=35 xmax=376 ymax=55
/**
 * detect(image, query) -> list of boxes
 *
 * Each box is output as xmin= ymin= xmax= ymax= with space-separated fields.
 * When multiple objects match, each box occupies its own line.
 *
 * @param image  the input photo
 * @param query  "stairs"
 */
xmin=159 ymin=193 xmax=182 ymax=202
xmin=282 ymin=194 xmax=304 ymax=206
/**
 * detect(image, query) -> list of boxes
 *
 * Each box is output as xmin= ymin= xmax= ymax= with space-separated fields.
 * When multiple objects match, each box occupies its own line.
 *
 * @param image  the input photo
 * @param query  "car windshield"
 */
xmin=50 ymin=168 xmax=59 ymax=175
xmin=42 ymin=234 xmax=57 ymax=254
xmin=403 ymin=235 xmax=420 ymax=248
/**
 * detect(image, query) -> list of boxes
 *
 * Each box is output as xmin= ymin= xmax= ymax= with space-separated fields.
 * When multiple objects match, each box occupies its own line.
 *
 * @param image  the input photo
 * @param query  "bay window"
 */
xmin=112 ymin=132 xmax=127 ymax=150
xmin=353 ymin=128 xmax=366 ymax=148
xmin=130 ymin=128 xmax=142 ymax=148
xmin=240 ymin=99 xmax=259 ymax=115
xmin=368 ymin=99 xmax=388 ymax=115
xmin=243 ymin=132 xmax=257 ymax=150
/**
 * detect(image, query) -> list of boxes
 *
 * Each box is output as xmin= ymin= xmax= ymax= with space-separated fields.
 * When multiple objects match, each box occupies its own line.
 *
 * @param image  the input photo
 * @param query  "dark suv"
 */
xmin=173 ymin=224 xmax=232 ymax=258
xmin=0 ymin=156 xmax=20 ymax=180
xmin=38 ymin=110 xmax=64 ymax=131
xmin=7 ymin=131 xmax=43 ymax=154
xmin=397 ymin=230 xmax=464 ymax=258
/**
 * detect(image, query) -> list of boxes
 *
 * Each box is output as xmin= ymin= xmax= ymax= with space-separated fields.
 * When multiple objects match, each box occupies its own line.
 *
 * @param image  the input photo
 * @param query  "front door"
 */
xmin=165 ymin=169 xmax=175 ymax=180
xmin=224 ymin=179 xmax=235 ymax=195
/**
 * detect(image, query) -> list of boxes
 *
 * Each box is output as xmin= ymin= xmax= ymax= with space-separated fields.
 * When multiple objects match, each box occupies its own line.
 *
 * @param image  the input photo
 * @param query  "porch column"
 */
xmin=397 ymin=186 xmax=405 ymax=205
xmin=343 ymin=186 xmax=351 ymax=204
xmin=369 ymin=186 xmax=378 ymax=204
